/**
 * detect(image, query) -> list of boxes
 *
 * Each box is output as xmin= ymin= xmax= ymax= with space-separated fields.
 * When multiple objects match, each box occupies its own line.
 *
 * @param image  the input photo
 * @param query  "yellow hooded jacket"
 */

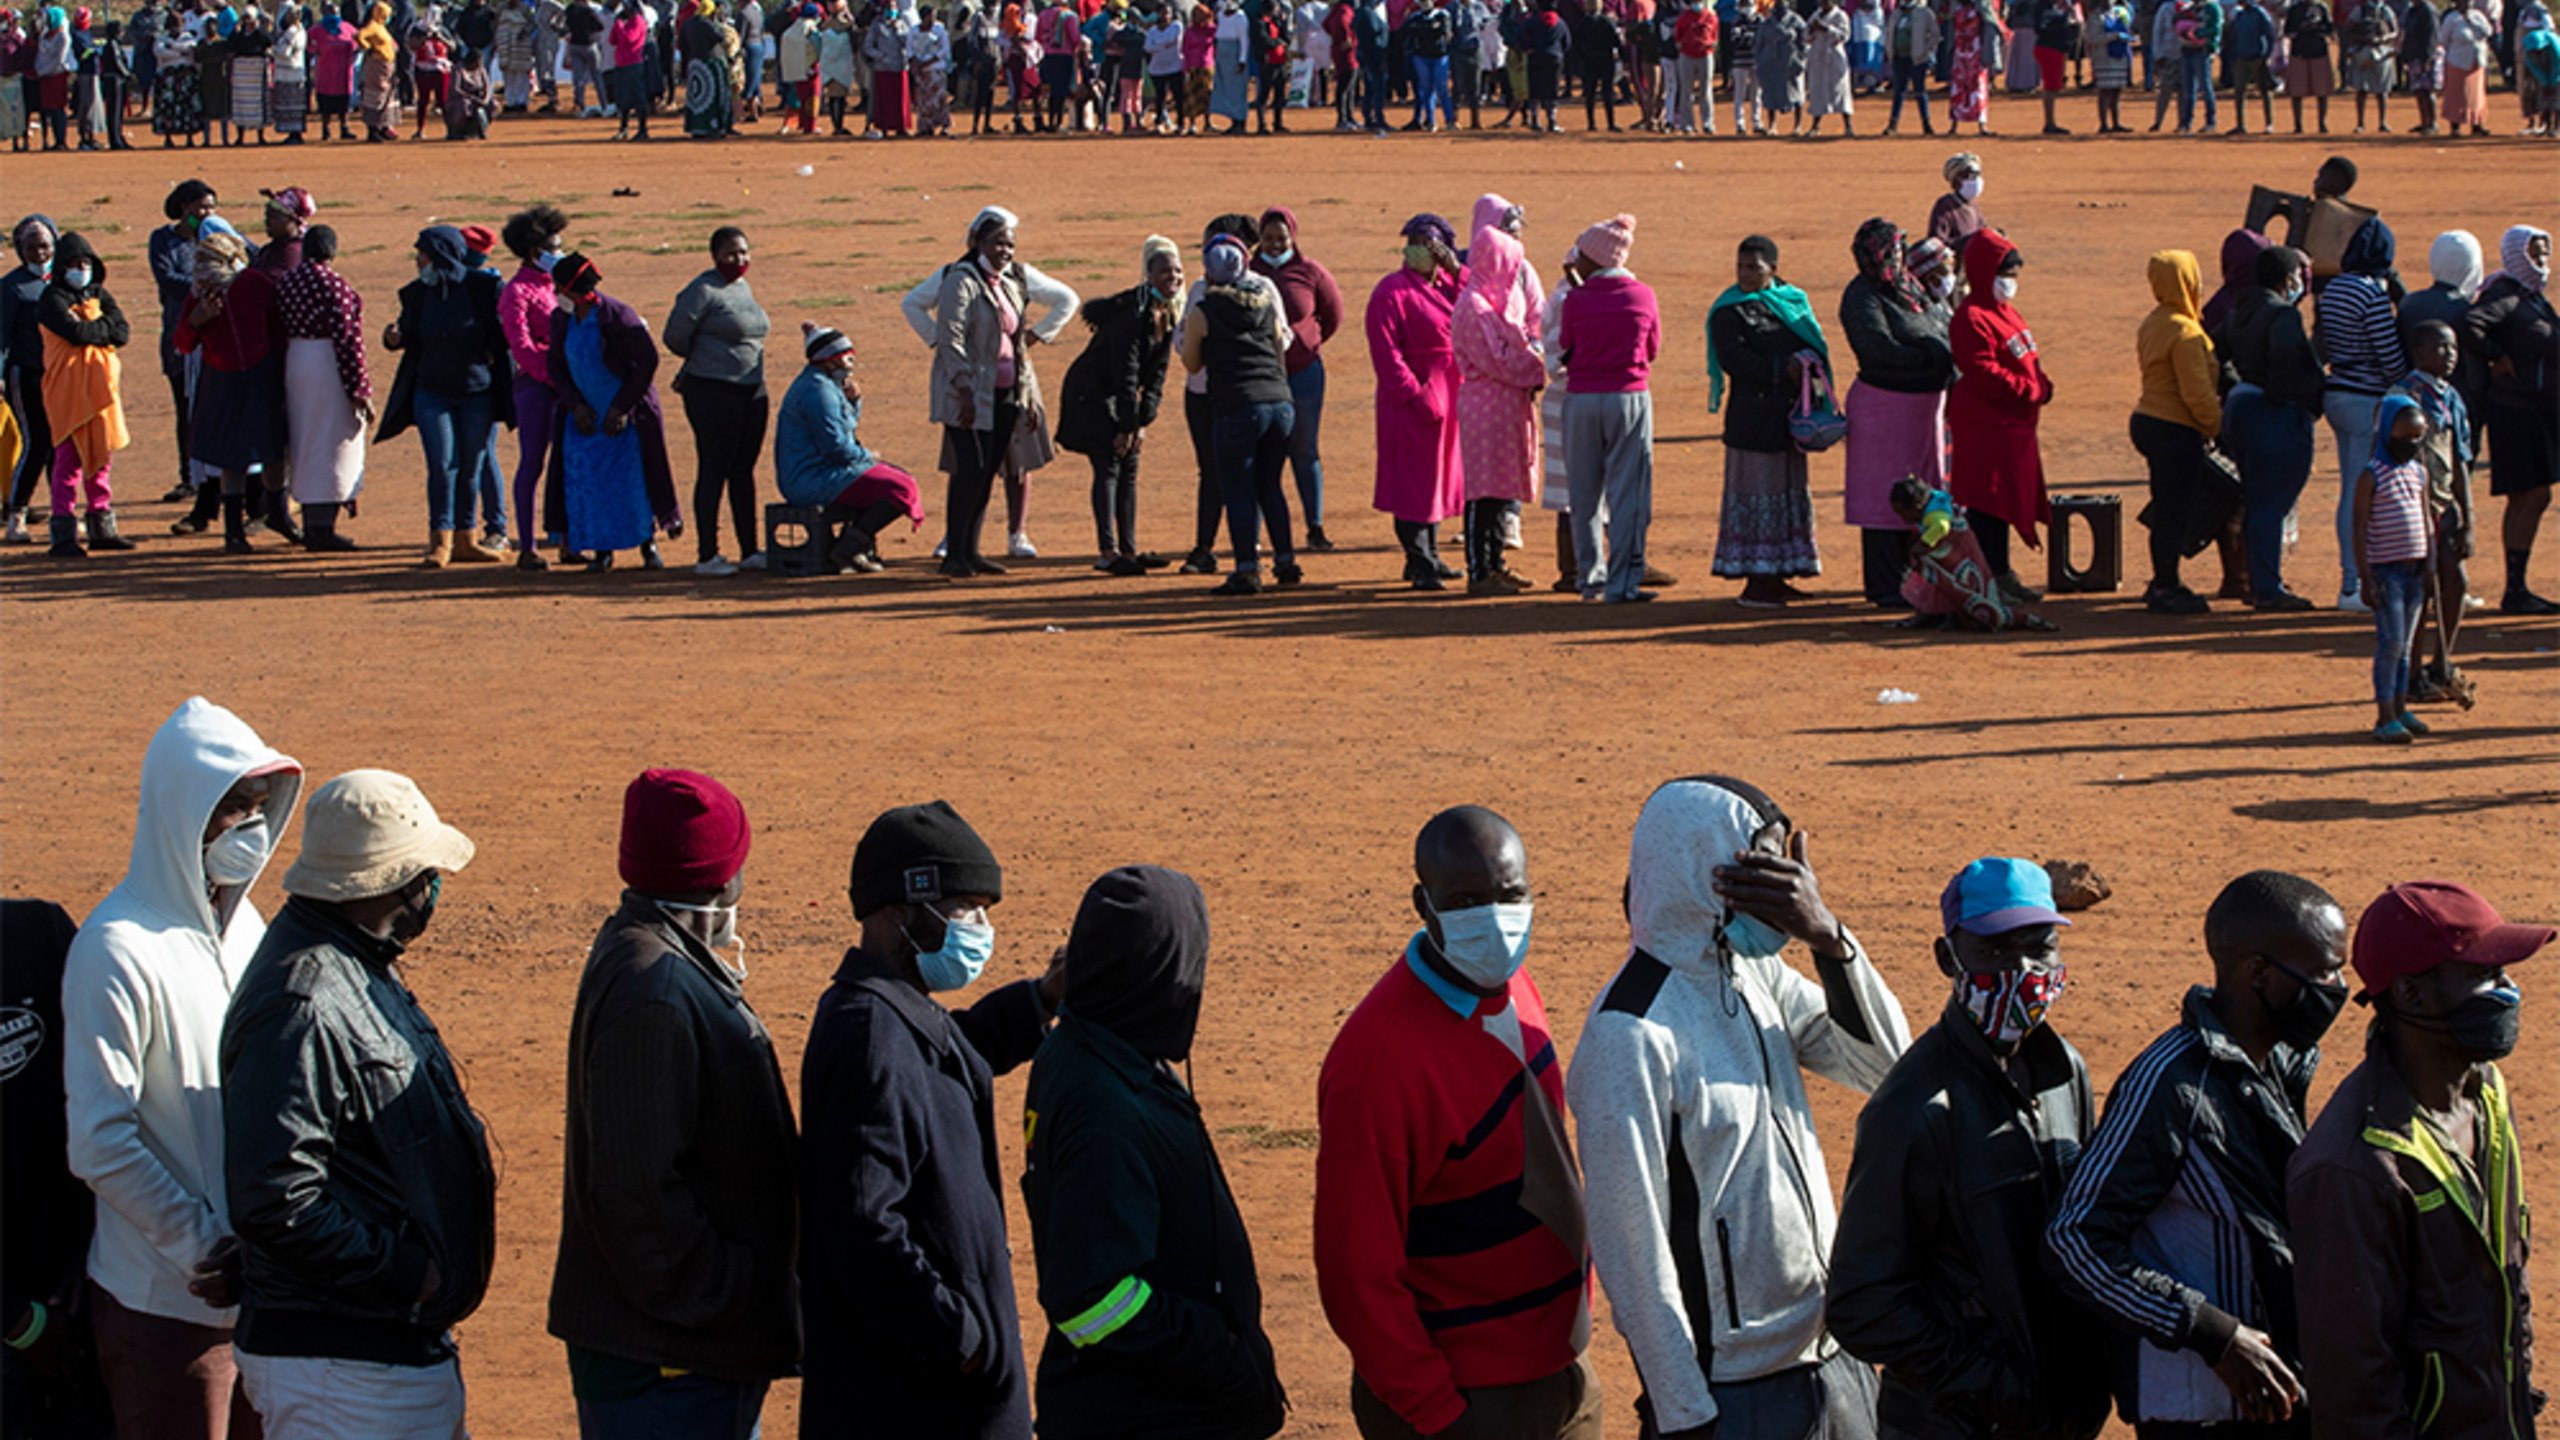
xmin=2135 ymin=249 xmax=2222 ymax=436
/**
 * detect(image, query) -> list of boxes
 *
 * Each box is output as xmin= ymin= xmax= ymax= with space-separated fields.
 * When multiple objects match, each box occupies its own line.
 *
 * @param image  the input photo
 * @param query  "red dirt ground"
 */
xmin=2 ymin=102 xmax=2555 ymax=1436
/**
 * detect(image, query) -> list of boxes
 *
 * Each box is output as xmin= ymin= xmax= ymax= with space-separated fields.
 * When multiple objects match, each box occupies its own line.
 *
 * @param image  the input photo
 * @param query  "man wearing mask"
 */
xmin=2043 ymin=870 xmax=2347 ymax=1436
xmin=1019 ymin=865 xmax=1287 ymax=1440
xmin=549 ymin=770 xmax=798 ymax=1440
xmin=1567 ymin=775 xmax=1909 ymax=1440
xmin=1315 ymin=807 xmax=1600 ymax=1440
xmin=1826 ymin=858 xmax=2109 ymax=1440
xmin=798 ymin=801 xmax=1061 ymax=1440
xmin=2290 ymin=881 xmax=2545 ymax=1438
xmin=148 ymin=181 xmax=219 ymax=509
xmin=219 ymin=771 xmax=490 ymax=1438
xmin=64 ymin=696 xmax=302 ymax=1439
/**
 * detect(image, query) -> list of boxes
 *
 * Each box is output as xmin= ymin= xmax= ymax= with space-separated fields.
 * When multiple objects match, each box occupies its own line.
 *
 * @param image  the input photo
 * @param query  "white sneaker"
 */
xmin=739 ymin=551 xmax=767 ymax=571
xmin=2337 ymin=588 xmax=2370 ymax=613
xmin=2463 ymin=592 xmax=2486 ymax=612
xmin=932 ymin=537 xmax=948 ymax=559
xmin=695 ymin=555 xmax=741 ymax=577
xmin=2 ymin=511 xmax=27 ymax=544
xmin=1008 ymin=531 xmax=1038 ymax=559
xmin=1500 ymin=508 xmax=1524 ymax=550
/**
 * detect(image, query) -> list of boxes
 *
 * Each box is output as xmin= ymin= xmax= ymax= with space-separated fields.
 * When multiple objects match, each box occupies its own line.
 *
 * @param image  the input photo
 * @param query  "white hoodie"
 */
xmin=63 ymin=698 xmax=300 ymax=1326
xmin=1566 ymin=779 xmax=1909 ymax=1434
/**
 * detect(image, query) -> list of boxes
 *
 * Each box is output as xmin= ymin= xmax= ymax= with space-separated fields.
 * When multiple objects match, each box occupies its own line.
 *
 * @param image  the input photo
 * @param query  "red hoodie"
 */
xmin=1946 ymin=228 xmax=2055 ymax=543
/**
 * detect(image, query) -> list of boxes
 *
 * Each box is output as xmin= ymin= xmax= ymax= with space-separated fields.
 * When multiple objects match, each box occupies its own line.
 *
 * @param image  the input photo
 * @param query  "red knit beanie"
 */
xmin=618 ymin=769 xmax=752 ymax=895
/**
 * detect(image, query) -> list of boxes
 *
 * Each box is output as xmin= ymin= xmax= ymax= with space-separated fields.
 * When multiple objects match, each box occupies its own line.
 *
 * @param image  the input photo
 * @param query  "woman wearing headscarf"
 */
xmin=1803 ymin=0 xmax=1852 ymax=133
xmin=2314 ymin=216 xmax=2404 ymax=607
xmin=863 ymin=0 xmax=911 ymax=132
xmin=355 ymin=0 xmax=398 ymax=136
xmin=770 ymin=322 xmax=925 ymax=572
xmin=32 ymin=4 xmax=71 ymax=148
xmin=1839 ymin=218 xmax=1953 ymax=609
xmin=270 ymin=6 xmax=310 ymax=138
xmin=1755 ymin=0 xmax=1806 ymax=133
xmin=911 ymin=206 xmax=1037 ymax=578
xmin=1449 ymin=222 xmax=1543 ymax=595
xmin=664 ymin=225 xmax=769 ymax=574
xmin=2199 ymin=226 xmax=2273 ymax=334
xmin=226 ymin=7 xmax=270 ymax=141
xmin=1927 ymin=152 xmax=1989 ymax=266
xmin=1184 ymin=232 xmax=1298 ymax=594
xmin=1058 ymin=234 xmax=1182 ymax=575
xmin=378 ymin=224 xmax=516 ymax=567
xmin=1946 ymin=229 xmax=2052 ymax=598
xmin=172 ymin=216 xmax=296 ymax=553
xmin=1708 ymin=234 xmax=1828 ymax=605
xmin=34 ymin=230 xmax=132 ymax=556
xmin=816 ymin=1 xmax=856 ymax=132
xmin=1208 ymin=0 xmax=1247 ymax=129
xmin=498 ymin=204 xmax=565 ymax=567
xmin=1 ymin=215 xmax=57 ymax=541
xmin=1946 ymin=0 xmax=1993 ymax=133
xmin=680 ymin=0 xmax=735 ymax=135
xmin=1367 ymin=212 xmax=1466 ymax=590
xmin=1250 ymin=204 xmax=1345 ymax=551
xmin=545 ymin=252 xmax=680 ymax=571
xmin=273 ymin=223 xmax=369 ymax=549
xmin=2464 ymin=225 xmax=2557 ymax=614
xmin=2130 ymin=249 xmax=2227 ymax=614
xmin=2401 ymin=228 xmax=2484 ymax=339
xmin=2211 ymin=243 xmax=2324 ymax=608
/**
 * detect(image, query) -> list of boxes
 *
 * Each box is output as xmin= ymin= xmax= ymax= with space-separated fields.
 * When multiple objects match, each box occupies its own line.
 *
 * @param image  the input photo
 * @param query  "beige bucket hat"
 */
xmin=281 ymin=769 xmax=477 ymax=902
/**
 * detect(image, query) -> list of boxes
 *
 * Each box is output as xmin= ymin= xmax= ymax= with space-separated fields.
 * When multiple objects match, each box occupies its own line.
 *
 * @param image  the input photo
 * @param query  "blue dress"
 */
xmin=560 ymin=310 xmax=657 ymax=553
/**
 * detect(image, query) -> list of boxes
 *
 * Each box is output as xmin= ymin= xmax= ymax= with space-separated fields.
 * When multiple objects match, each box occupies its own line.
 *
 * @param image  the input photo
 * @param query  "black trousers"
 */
xmin=1860 ymin=526 xmax=1910 ymax=605
xmin=2130 ymin=411 xmax=2206 ymax=589
xmin=165 ymin=370 xmax=193 ymax=491
xmin=1089 ymin=447 xmax=1140 ymax=555
xmin=1393 ymin=517 xmax=1443 ymax=573
xmin=680 ymin=377 xmax=768 ymax=562
xmin=6 ymin=364 xmax=52 ymax=512
xmin=1464 ymin=497 xmax=1509 ymax=581
xmin=1187 ymin=387 xmax=1220 ymax=555
xmin=1970 ymin=509 xmax=2013 ymax=576
xmin=942 ymin=392 xmax=1017 ymax=569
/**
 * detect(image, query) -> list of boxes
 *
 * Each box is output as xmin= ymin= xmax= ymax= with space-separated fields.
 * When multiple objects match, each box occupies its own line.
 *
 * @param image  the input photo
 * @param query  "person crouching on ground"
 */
xmin=1888 ymin=476 xmax=2055 ymax=630
xmin=772 ymin=321 xmax=925 ymax=573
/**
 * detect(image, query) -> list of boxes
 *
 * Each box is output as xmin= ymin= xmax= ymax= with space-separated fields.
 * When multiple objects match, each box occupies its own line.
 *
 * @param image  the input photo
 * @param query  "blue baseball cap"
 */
xmin=1940 ymin=857 xmax=2073 ymax=936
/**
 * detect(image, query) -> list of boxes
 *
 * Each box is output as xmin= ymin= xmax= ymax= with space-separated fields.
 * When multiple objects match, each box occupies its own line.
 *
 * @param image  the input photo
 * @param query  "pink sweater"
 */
xmin=1557 ymin=273 xmax=1661 ymax=394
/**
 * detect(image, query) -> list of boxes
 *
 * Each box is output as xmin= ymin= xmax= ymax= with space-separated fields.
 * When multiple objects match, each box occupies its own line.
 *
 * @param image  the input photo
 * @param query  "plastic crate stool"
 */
xmin=765 ymin=503 xmax=868 ymax=577
xmin=2047 ymin=494 xmax=2123 ymax=595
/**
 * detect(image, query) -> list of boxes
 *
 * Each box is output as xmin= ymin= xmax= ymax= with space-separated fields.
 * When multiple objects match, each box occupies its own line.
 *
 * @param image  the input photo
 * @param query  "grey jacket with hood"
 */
xmin=1566 ymin=777 xmax=1910 ymax=1435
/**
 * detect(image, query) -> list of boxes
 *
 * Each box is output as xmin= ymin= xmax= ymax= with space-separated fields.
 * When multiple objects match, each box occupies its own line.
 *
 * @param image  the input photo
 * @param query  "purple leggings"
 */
xmin=512 ymin=375 xmax=557 ymax=551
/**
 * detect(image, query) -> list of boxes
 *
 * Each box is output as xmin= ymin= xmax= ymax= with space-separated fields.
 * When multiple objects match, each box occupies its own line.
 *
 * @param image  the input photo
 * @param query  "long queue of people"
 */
xmin=6 ymin=0 xmax=2556 ymax=150
xmin=1 ymin=697 xmax=2544 ymax=1440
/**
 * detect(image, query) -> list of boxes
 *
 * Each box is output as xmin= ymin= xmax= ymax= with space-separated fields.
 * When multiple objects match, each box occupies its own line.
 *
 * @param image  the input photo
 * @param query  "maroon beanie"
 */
xmin=618 ymin=769 xmax=752 ymax=895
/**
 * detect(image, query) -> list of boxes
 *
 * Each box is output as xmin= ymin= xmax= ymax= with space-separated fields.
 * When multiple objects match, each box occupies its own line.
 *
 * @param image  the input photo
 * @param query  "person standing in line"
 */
xmin=2463 ymin=224 xmax=2558 ymax=615
xmin=1556 ymin=213 xmax=1662 ymax=604
xmin=798 ymin=801 xmax=1061 ymax=1440
xmin=2351 ymin=397 xmax=2437 ymax=744
xmin=1536 ymin=239 xmax=1581 ymax=592
xmin=1018 ymin=865 xmax=1289 ymax=1440
xmin=1252 ymin=205 xmax=1346 ymax=553
xmin=1804 ymin=0 xmax=1853 ymax=132
xmin=1945 ymin=0 xmax=1993 ymax=134
xmin=376 ymin=224 xmax=514 ymax=568
xmin=64 ymin=697 xmax=303 ymax=1440
xmin=497 ymin=203 xmax=566 ymax=569
xmin=907 ymin=207 xmax=1046 ymax=577
xmin=2129 ymin=248 xmax=2227 ymax=615
xmin=2289 ymin=880 xmax=2545 ymax=1437
xmin=2044 ymin=870 xmax=2349 ymax=1438
xmin=1568 ymin=775 xmax=1908 ymax=1440
xmin=220 ymin=771 xmax=490 ymax=1440
xmin=546 ymin=252 xmax=678 ymax=573
xmin=2212 ymin=244 xmax=2326 ymax=610
xmin=1316 ymin=807 xmax=1602 ymax=1440
xmin=664 ymin=225 xmax=769 ymax=575
xmin=1826 ymin=858 xmax=2110 ymax=1440
xmin=0 ymin=214 xmax=56 ymax=545
xmin=2314 ymin=216 xmax=2405 ymax=611
xmin=271 ymin=223 xmax=371 ymax=551
xmin=1926 ymin=152 xmax=1989 ymax=267
xmin=550 ymin=770 xmax=798 ymax=1440
xmin=1451 ymin=221 xmax=1545 ymax=596
xmin=1183 ymin=232 xmax=1300 ymax=595
xmin=1368 ymin=211 xmax=1467 ymax=590
xmin=1708 ymin=233 xmax=1830 ymax=607
xmin=1839 ymin=218 xmax=1954 ymax=610
xmin=1947 ymin=229 xmax=2052 ymax=604
xmin=1056 ymin=235 xmax=1182 ymax=576
xmin=36 ymin=230 xmax=137 ymax=558
xmin=147 ymin=184 xmax=216 ymax=514
xmin=1668 ymin=0 xmax=1718 ymax=132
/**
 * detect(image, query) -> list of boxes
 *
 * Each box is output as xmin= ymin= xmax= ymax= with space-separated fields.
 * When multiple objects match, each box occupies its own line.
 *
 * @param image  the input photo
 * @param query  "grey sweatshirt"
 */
xmin=663 ymin=270 xmax=770 ymax=388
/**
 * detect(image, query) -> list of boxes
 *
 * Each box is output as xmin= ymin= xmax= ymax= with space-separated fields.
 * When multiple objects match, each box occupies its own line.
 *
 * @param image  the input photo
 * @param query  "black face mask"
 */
xmin=2262 ymin=957 xmax=2347 ymax=1052
xmin=391 ymin=872 xmax=441 ymax=944
xmin=2386 ymin=435 xmax=2422 ymax=464
xmin=2403 ymin=981 xmax=2522 ymax=1062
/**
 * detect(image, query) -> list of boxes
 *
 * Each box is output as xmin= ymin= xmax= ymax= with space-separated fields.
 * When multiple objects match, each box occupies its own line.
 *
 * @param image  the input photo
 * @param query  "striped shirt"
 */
xmin=2363 ymin=455 xmax=2431 ymax=564
xmin=2315 ymin=273 xmax=2406 ymax=396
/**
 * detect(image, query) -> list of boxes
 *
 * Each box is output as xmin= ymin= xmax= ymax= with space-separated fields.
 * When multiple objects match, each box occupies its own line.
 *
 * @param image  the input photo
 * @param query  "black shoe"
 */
xmin=1133 ymin=551 xmax=1172 ymax=570
xmin=1410 ymin=569 xmax=1446 ymax=591
xmin=1273 ymin=561 xmax=1303 ymax=587
xmin=2251 ymin=590 xmax=2315 ymax=612
xmin=2145 ymin=585 xmax=2210 ymax=615
xmin=971 ymin=557 xmax=1007 ymax=576
xmin=85 ymin=511 xmax=137 ymax=551
xmin=586 ymin=552 xmax=616 ymax=573
xmin=1211 ymin=571 xmax=1262 ymax=596
xmin=223 ymin=534 xmax=255 ymax=555
xmin=1104 ymin=553 xmax=1147 ymax=576
xmin=1303 ymin=524 xmax=1335 ymax=552
xmin=1179 ymin=548 xmax=1219 ymax=574
xmin=2501 ymin=587 xmax=2560 ymax=616
xmin=305 ymin=527 xmax=359 ymax=552
xmin=1429 ymin=556 xmax=1461 ymax=581
xmin=517 ymin=551 xmax=551 ymax=572
xmin=161 ymin=480 xmax=198 ymax=503
xmin=641 ymin=542 xmax=665 ymax=570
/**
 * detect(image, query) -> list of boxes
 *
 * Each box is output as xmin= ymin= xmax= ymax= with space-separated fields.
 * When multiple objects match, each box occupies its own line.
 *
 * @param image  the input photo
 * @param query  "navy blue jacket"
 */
xmin=797 ymin=947 xmax=1051 ymax=1440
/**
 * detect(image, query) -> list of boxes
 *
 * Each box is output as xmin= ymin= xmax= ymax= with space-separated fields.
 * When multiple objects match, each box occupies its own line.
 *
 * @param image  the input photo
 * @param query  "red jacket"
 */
xmin=1675 ymin=5 xmax=1717 ymax=55
xmin=1947 ymin=229 xmax=2054 ymax=543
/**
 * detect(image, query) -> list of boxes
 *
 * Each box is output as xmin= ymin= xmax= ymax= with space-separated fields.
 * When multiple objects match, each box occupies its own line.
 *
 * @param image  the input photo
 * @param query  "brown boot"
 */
xmin=453 ymin=531 xmax=505 ymax=563
xmin=422 ymin=528 xmax=453 ymax=568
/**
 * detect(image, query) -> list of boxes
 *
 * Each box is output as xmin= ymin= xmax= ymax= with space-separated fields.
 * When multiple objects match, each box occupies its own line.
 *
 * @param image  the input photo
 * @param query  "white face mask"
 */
xmin=203 ymin=814 xmax=273 ymax=887
xmin=61 ymin=265 xmax=91 ymax=290
xmin=1958 ymin=176 xmax=1984 ymax=202
xmin=1931 ymin=271 xmax=1957 ymax=298
xmin=1994 ymin=275 xmax=2019 ymax=301
xmin=1434 ymin=901 xmax=1534 ymax=990
xmin=662 ymin=899 xmax=748 ymax=980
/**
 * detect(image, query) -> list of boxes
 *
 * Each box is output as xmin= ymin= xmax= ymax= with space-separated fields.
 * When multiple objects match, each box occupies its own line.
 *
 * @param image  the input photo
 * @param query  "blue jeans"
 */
xmin=476 ymin=433 xmax=509 ymax=537
xmin=1887 ymin=55 xmax=1932 ymax=127
xmin=2223 ymin=385 xmax=2316 ymax=600
xmin=577 ymin=1375 xmax=767 ymax=1440
xmin=1411 ymin=54 xmax=1452 ymax=125
xmin=1214 ymin=399 xmax=1296 ymax=572
xmin=2178 ymin=48 xmax=2215 ymax=127
xmin=1286 ymin=361 xmax=1326 ymax=527
xmin=415 ymin=388 xmax=496 ymax=533
xmin=1360 ymin=60 xmax=1390 ymax=128
xmin=2368 ymin=559 xmax=2426 ymax=708
xmin=2325 ymin=389 xmax=2382 ymax=598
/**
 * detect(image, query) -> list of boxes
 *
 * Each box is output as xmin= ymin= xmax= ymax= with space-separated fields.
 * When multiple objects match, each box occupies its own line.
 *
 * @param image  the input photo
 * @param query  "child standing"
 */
xmin=2392 ymin=319 xmax=2476 ymax=703
xmin=2353 ymin=395 xmax=2437 ymax=743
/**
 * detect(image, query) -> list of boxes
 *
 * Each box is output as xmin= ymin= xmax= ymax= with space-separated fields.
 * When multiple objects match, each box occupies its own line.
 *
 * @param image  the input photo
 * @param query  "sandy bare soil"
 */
xmin=2 ymin=101 xmax=2555 ymax=1436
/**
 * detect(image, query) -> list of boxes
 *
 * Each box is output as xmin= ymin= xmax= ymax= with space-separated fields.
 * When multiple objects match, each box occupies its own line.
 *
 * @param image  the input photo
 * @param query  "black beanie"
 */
xmin=850 ymin=801 xmax=1004 ymax=918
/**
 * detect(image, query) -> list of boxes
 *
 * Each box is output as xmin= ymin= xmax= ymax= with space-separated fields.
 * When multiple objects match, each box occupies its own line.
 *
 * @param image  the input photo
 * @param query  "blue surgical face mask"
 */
xmin=1263 ymin=245 xmax=1295 ymax=267
xmin=1435 ymin=900 xmax=1534 ymax=990
xmin=912 ymin=911 xmax=995 ymax=992
xmin=1720 ymin=910 xmax=1790 ymax=960
xmin=533 ymin=250 xmax=560 ymax=272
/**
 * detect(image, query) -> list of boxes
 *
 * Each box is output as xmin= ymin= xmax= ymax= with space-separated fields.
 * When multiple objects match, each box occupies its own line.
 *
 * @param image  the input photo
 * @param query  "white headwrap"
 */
xmin=2501 ymin=224 xmax=2549 ymax=294
xmin=968 ymin=205 xmax=1020 ymax=245
xmin=2428 ymin=230 xmax=2484 ymax=300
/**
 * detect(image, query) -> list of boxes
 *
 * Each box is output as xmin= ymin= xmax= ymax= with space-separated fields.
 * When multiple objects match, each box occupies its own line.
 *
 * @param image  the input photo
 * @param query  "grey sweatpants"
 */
xmin=1639 ymin=1350 xmax=1879 ymax=1440
xmin=1565 ymin=389 xmax=1655 ymax=601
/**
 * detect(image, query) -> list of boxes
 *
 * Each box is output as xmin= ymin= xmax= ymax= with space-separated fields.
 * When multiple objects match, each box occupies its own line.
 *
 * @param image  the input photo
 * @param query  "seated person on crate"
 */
xmin=1891 ymin=476 xmax=2058 ymax=632
xmin=773 ymin=322 xmax=928 ymax=573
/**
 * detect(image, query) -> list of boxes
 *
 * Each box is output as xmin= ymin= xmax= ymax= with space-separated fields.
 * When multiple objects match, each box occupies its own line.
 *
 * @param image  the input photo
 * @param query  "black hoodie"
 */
xmin=1019 ymin=866 xmax=1286 ymax=1440
xmin=36 ymin=233 xmax=129 ymax=354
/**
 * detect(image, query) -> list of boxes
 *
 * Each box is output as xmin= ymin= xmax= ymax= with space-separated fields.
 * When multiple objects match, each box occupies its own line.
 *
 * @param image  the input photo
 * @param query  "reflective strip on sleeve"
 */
xmin=1059 ymin=1275 xmax=1152 ymax=1349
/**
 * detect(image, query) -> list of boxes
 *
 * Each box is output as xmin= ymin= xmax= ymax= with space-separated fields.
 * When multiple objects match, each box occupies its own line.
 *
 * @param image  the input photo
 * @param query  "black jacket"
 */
xmin=2212 ymin=287 xmax=2325 ymax=416
xmin=1054 ymin=286 xmax=1174 ymax=457
xmin=2462 ymin=273 xmax=2558 ymax=413
xmin=1839 ymin=276 xmax=1954 ymax=396
xmin=548 ymin=893 xmax=801 ymax=1381
xmin=1 ymin=899 xmax=88 ymax=1329
xmin=2041 ymin=986 xmax=2320 ymax=1423
xmin=797 ymin=947 xmax=1050 ymax=1440
xmin=1710 ymin=295 xmax=1808 ymax=455
xmin=221 ymin=898 xmax=497 ymax=1366
xmin=1020 ymin=866 xmax=1285 ymax=1440
xmin=1828 ymin=999 xmax=2110 ymax=1440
